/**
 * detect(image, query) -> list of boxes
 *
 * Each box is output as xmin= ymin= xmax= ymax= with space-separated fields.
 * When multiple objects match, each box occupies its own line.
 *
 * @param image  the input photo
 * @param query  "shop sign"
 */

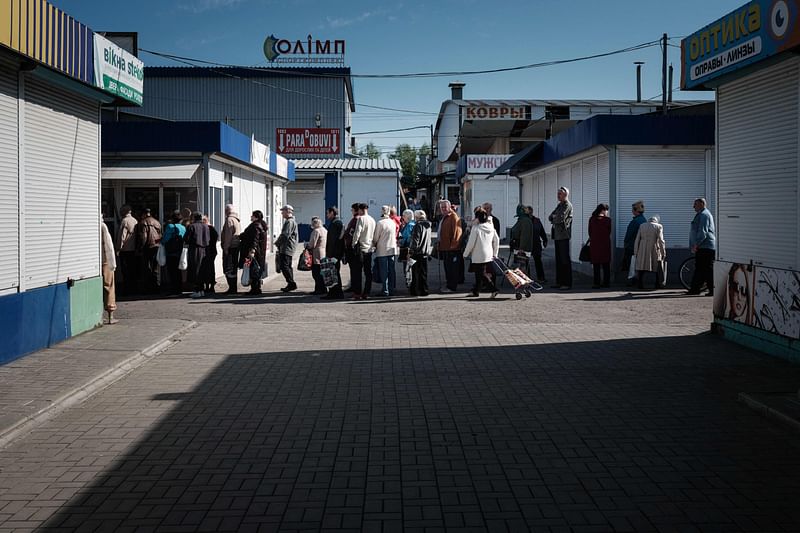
xmin=263 ymin=34 xmax=345 ymax=65
xmin=93 ymin=33 xmax=144 ymax=105
xmin=276 ymin=128 xmax=340 ymax=155
xmin=466 ymin=154 xmax=512 ymax=174
xmin=681 ymin=0 xmax=800 ymax=89
xmin=465 ymin=105 xmax=530 ymax=120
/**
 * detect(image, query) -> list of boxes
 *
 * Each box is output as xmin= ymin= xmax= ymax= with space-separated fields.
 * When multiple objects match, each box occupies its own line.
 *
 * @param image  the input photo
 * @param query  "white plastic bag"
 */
xmin=241 ymin=259 xmax=251 ymax=286
xmin=627 ymin=254 xmax=637 ymax=279
xmin=178 ymin=247 xmax=188 ymax=271
xmin=156 ymin=244 xmax=167 ymax=267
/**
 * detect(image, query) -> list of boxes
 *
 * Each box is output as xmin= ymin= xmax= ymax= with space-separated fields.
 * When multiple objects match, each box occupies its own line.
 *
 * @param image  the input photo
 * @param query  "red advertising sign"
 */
xmin=276 ymin=128 xmax=340 ymax=155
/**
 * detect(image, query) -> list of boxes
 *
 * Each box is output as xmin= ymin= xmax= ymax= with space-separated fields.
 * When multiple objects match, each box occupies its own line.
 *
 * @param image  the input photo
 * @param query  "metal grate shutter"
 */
xmin=23 ymin=76 xmax=100 ymax=289
xmin=0 ymin=66 xmax=17 ymax=291
xmin=570 ymin=162 xmax=583 ymax=257
xmin=616 ymin=148 xmax=708 ymax=249
xmin=597 ymin=152 xmax=610 ymax=205
xmin=717 ymin=57 xmax=799 ymax=269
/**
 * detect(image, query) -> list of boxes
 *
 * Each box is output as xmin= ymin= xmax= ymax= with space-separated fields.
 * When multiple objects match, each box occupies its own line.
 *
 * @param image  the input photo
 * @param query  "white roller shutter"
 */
xmin=570 ymin=161 xmax=583 ymax=257
xmin=616 ymin=148 xmax=708 ymax=249
xmin=23 ymin=76 xmax=100 ymax=289
xmin=717 ymin=57 xmax=799 ymax=269
xmin=544 ymin=168 xmax=557 ymax=232
xmin=0 ymin=67 xmax=18 ymax=291
xmin=582 ymin=157 xmax=598 ymax=222
xmin=598 ymin=152 xmax=610 ymax=204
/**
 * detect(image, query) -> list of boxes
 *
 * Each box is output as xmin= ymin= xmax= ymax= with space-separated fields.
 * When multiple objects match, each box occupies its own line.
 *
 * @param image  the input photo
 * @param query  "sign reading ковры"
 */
xmin=276 ymin=128 xmax=341 ymax=155
xmin=264 ymin=34 xmax=345 ymax=65
xmin=93 ymin=33 xmax=144 ymax=105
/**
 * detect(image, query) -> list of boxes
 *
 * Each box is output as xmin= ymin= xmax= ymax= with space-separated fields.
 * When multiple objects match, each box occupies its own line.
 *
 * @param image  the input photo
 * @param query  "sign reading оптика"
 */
xmin=681 ymin=0 xmax=800 ymax=90
xmin=93 ymin=34 xmax=144 ymax=105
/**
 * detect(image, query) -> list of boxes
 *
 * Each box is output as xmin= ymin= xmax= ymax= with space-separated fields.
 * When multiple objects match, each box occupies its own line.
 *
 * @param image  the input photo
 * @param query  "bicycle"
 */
xmin=678 ymin=256 xmax=695 ymax=290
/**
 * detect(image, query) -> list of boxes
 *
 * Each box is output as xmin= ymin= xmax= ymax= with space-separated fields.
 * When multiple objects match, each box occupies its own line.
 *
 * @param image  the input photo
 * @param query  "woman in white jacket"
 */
xmin=372 ymin=205 xmax=398 ymax=297
xmin=463 ymin=207 xmax=500 ymax=297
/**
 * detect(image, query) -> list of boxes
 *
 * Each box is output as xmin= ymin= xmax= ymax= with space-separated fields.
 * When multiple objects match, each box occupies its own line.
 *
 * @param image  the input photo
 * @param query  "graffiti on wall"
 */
xmin=714 ymin=261 xmax=800 ymax=339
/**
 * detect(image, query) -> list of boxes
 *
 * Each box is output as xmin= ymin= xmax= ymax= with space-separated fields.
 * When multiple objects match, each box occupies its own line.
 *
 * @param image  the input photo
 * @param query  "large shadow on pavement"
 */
xmin=41 ymin=335 xmax=800 ymax=531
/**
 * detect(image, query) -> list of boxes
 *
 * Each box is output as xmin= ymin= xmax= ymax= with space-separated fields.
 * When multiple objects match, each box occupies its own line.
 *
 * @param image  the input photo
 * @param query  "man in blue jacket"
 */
xmin=623 ymin=201 xmax=647 ymax=285
xmin=688 ymin=197 xmax=716 ymax=296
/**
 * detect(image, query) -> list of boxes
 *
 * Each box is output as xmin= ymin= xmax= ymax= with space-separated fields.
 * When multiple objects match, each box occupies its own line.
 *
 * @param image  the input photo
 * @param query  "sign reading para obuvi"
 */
xmin=681 ymin=0 xmax=800 ymax=90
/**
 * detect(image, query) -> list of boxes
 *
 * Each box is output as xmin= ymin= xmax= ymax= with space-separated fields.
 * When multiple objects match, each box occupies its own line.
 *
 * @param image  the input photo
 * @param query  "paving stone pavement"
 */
xmin=1 ymin=258 xmax=800 ymax=532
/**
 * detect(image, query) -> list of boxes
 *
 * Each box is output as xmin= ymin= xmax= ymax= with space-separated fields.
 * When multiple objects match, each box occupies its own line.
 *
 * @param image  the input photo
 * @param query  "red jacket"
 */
xmin=588 ymin=215 xmax=612 ymax=265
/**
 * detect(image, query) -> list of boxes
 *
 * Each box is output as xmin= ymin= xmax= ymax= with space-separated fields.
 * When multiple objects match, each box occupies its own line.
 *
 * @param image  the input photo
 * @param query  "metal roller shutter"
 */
xmin=597 ymin=152 xmax=610 ymax=204
xmin=616 ymin=148 xmax=708 ymax=249
xmin=570 ymin=162 xmax=583 ymax=257
xmin=717 ymin=57 xmax=799 ymax=269
xmin=0 ymin=67 xmax=17 ymax=291
xmin=23 ymin=76 xmax=100 ymax=289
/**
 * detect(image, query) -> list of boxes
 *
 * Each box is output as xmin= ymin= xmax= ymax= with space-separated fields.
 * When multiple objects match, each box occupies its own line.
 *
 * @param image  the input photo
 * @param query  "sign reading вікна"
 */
xmin=276 ymin=128 xmax=340 ymax=155
xmin=93 ymin=33 xmax=144 ymax=105
xmin=681 ymin=0 xmax=800 ymax=90
xmin=466 ymin=154 xmax=512 ymax=174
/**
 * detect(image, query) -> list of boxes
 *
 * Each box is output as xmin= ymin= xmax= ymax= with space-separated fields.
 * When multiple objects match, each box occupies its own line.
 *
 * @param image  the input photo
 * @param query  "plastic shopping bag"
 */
xmin=156 ymin=244 xmax=167 ymax=267
xmin=627 ymin=254 xmax=637 ymax=279
xmin=178 ymin=247 xmax=188 ymax=271
xmin=241 ymin=258 xmax=251 ymax=286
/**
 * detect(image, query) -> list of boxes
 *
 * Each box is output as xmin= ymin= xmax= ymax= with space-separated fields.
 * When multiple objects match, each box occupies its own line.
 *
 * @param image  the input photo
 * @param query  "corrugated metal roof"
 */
xmin=451 ymin=99 xmax=702 ymax=108
xmin=293 ymin=158 xmax=401 ymax=171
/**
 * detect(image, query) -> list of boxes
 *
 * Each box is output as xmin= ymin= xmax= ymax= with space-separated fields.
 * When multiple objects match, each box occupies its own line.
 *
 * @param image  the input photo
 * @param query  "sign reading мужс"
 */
xmin=276 ymin=128 xmax=340 ymax=155
xmin=93 ymin=33 xmax=144 ymax=105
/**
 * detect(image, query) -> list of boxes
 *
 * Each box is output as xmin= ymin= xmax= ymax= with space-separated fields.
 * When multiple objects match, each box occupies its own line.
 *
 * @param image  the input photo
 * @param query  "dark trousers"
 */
xmin=593 ymin=263 xmax=610 ymax=287
xmin=440 ymin=250 xmax=460 ymax=291
xmin=249 ymin=258 xmax=263 ymax=293
xmin=410 ymin=255 xmax=428 ymax=296
xmin=224 ymin=247 xmax=239 ymax=292
xmin=532 ymin=250 xmax=545 ymax=281
xmin=166 ymin=256 xmax=182 ymax=295
xmin=278 ymin=253 xmax=294 ymax=285
xmin=311 ymin=264 xmax=326 ymax=294
xmin=691 ymin=248 xmax=715 ymax=293
xmin=119 ymin=251 xmax=138 ymax=295
xmin=637 ymin=264 xmax=664 ymax=289
xmin=361 ymin=252 xmax=373 ymax=296
xmin=348 ymin=250 xmax=363 ymax=295
xmin=473 ymin=266 xmax=497 ymax=294
xmin=141 ymin=247 xmax=159 ymax=293
xmin=554 ymin=239 xmax=572 ymax=288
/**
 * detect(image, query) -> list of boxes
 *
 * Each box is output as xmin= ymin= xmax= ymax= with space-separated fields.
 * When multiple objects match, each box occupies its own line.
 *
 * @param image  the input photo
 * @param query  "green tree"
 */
xmin=357 ymin=142 xmax=381 ymax=159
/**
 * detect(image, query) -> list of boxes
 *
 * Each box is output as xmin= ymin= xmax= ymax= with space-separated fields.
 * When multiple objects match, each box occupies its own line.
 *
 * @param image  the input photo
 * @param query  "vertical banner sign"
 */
xmin=276 ymin=128 xmax=340 ymax=155
xmin=93 ymin=33 xmax=144 ymax=105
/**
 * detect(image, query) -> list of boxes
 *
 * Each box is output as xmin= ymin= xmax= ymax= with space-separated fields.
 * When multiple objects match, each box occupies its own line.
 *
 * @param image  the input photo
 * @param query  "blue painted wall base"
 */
xmin=712 ymin=319 xmax=800 ymax=364
xmin=0 ymin=284 xmax=71 ymax=365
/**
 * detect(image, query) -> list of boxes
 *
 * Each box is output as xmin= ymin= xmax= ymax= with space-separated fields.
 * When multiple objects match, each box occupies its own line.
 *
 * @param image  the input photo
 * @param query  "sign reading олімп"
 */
xmin=681 ymin=0 xmax=800 ymax=90
xmin=93 ymin=34 xmax=144 ymax=105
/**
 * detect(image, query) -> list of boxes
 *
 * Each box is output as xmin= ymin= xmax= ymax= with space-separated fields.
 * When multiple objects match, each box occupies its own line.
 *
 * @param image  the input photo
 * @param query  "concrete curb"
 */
xmin=738 ymin=392 xmax=800 ymax=433
xmin=0 ymin=320 xmax=198 ymax=450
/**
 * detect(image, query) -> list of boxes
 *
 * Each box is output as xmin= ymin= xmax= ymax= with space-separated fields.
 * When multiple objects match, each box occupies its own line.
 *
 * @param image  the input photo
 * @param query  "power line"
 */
xmin=353 ymin=126 xmax=431 ymax=135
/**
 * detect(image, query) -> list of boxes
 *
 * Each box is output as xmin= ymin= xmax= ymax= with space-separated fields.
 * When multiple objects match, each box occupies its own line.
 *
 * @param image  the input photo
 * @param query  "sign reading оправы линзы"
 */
xmin=93 ymin=33 xmax=144 ymax=105
xmin=681 ymin=0 xmax=800 ymax=90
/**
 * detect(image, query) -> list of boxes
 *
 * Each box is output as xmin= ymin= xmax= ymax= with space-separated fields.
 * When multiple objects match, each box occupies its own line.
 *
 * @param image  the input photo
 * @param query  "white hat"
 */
xmin=280 ymin=205 xmax=294 ymax=211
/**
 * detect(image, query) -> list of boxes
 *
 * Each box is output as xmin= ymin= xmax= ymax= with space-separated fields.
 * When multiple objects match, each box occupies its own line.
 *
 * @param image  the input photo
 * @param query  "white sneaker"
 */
xmin=491 ymin=291 xmax=499 ymax=299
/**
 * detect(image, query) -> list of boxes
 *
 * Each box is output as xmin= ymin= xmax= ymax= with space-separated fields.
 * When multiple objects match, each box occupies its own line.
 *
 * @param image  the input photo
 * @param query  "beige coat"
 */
xmin=307 ymin=226 xmax=328 ymax=264
xmin=634 ymin=221 xmax=666 ymax=272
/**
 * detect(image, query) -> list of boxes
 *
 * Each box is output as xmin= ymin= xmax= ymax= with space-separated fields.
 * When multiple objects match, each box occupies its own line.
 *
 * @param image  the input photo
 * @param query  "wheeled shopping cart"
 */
xmin=491 ymin=257 xmax=542 ymax=300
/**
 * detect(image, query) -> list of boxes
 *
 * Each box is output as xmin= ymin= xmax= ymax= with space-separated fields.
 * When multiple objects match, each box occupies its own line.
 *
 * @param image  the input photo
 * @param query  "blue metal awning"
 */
xmin=486 ymin=142 xmax=542 ymax=179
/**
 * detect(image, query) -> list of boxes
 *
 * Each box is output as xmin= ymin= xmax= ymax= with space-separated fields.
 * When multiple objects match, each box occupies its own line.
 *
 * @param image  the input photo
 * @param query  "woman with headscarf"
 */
xmin=587 ymin=203 xmax=612 ymax=288
xmin=409 ymin=210 xmax=433 ymax=296
xmin=184 ymin=212 xmax=210 ymax=298
xmin=200 ymin=215 xmax=219 ymax=294
xmin=463 ymin=207 xmax=500 ymax=298
xmin=162 ymin=210 xmax=186 ymax=296
xmin=634 ymin=214 xmax=666 ymax=290
xmin=239 ymin=210 xmax=269 ymax=295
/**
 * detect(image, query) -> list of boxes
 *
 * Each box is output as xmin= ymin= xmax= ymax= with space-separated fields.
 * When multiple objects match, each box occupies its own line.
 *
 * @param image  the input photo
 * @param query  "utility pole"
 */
xmin=635 ymin=62 xmax=644 ymax=103
xmin=662 ymin=33 xmax=668 ymax=115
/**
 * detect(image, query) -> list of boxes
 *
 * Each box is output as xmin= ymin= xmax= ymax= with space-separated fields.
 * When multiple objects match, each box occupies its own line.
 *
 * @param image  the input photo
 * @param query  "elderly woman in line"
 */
xmin=634 ymin=214 xmax=666 ymax=290
xmin=306 ymin=216 xmax=328 ymax=296
xmin=409 ymin=210 xmax=433 ymax=296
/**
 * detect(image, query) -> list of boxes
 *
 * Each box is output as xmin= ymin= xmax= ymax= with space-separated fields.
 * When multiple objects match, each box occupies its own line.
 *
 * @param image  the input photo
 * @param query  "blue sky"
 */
xmin=56 ymin=0 xmax=742 ymax=154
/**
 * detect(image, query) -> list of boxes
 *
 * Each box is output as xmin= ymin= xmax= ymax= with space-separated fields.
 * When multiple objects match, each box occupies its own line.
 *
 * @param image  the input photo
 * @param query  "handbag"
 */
xmin=627 ymin=254 xmax=637 ymax=279
xmin=156 ymin=244 xmax=167 ymax=267
xmin=297 ymin=248 xmax=313 ymax=271
xmin=178 ymin=247 xmax=189 ymax=271
xmin=241 ymin=258 xmax=251 ymax=286
xmin=579 ymin=241 xmax=591 ymax=262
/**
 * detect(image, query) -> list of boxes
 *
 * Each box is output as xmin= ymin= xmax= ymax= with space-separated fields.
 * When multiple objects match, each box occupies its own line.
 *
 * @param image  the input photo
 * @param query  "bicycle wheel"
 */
xmin=679 ymin=256 xmax=695 ymax=290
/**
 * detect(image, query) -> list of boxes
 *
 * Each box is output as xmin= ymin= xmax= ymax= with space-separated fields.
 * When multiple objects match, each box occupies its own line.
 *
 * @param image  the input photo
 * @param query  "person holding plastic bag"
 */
xmin=306 ymin=216 xmax=328 ymax=295
xmin=634 ymin=215 xmax=666 ymax=290
xmin=623 ymin=201 xmax=647 ymax=286
xmin=184 ymin=212 xmax=210 ymax=299
xmin=161 ymin=210 xmax=186 ymax=296
xmin=408 ymin=210 xmax=433 ymax=297
xmin=239 ymin=210 xmax=269 ymax=296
